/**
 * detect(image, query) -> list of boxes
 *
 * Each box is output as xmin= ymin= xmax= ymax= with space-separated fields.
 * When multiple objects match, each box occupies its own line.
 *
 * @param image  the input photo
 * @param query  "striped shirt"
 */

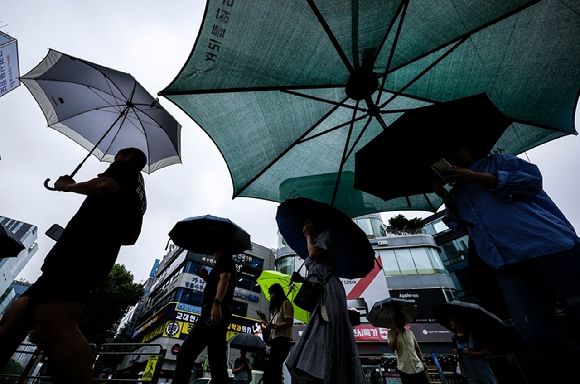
xmin=444 ymin=153 xmax=579 ymax=269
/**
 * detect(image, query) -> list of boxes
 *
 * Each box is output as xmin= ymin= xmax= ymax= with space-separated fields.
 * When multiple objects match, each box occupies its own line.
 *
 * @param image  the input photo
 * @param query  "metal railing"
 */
xmin=0 ymin=342 xmax=164 ymax=384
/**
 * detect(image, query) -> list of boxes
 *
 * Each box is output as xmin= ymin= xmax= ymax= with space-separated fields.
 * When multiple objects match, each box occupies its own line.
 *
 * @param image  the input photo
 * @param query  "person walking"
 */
xmin=0 ymin=147 xmax=147 ymax=384
xmin=257 ymin=283 xmax=294 ymax=384
xmin=387 ymin=312 xmax=429 ymax=384
xmin=233 ymin=349 xmax=252 ymax=384
xmin=285 ymin=215 xmax=367 ymax=384
xmin=172 ymin=248 xmax=237 ymax=384
xmin=433 ymin=144 xmax=580 ymax=382
xmin=449 ymin=317 xmax=497 ymax=384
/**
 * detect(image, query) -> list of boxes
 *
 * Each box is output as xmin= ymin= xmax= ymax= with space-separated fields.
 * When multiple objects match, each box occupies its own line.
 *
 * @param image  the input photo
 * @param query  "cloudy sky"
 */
xmin=1 ymin=1 xmax=579 ymax=284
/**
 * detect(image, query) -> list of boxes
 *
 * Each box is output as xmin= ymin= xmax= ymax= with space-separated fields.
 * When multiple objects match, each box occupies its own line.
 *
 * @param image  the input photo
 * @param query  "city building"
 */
xmin=0 ymin=216 xmax=38 ymax=314
xmin=118 ymin=241 xmax=276 ymax=381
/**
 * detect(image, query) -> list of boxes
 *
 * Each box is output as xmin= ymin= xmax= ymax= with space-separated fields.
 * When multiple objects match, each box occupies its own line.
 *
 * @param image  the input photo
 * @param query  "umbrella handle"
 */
xmin=43 ymin=178 xmax=57 ymax=191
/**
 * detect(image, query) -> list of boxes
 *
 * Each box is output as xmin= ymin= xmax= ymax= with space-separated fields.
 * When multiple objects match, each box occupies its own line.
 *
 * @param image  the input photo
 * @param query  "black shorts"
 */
xmin=24 ymin=239 xmax=121 ymax=305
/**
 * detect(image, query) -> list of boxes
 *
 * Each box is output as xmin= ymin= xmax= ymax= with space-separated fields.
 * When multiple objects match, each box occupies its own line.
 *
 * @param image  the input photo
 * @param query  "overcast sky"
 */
xmin=1 ymin=1 xmax=579 ymax=284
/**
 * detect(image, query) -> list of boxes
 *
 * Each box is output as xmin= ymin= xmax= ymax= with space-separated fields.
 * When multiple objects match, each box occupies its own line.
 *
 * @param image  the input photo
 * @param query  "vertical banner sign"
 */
xmin=0 ymin=32 xmax=20 ymax=97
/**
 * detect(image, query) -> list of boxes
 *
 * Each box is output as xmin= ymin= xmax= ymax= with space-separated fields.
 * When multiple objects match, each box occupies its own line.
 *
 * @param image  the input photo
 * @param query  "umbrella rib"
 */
xmin=376 ymin=0 xmax=409 ymax=103
xmin=306 ymin=0 xmax=354 ymax=74
xmin=331 ymin=101 xmax=358 ymax=206
xmin=69 ymin=105 xmax=130 ymax=177
xmin=558 ymin=0 xmax=580 ymax=17
xmin=131 ymin=104 xmax=182 ymax=161
xmin=31 ymin=78 xmax=127 ymax=106
xmin=351 ymin=0 xmax=360 ymax=70
xmin=281 ymin=90 xmax=367 ymax=112
xmin=298 ymin=114 xmax=368 ymax=143
xmin=49 ymin=105 xmax=127 ymax=127
xmin=382 ymin=0 xmax=542 ymax=76
xmin=345 ymin=116 xmax=373 ymax=160
xmin=159 ymin=84 xmax=345 ymax=96
xmin=378 ymin=37 xmax=467 ymax=110
xmin=130 ymin=107 xmax=153 ymax=170
xmin=101 ymin=82 xmax=138 ymax=157
xmin=236 ymin=97 xmax=349 ymax=196
xmin=372 ymin=0 xmax=407 ymax=72
xmin=77 ymin=55 xmax=133 ymax=102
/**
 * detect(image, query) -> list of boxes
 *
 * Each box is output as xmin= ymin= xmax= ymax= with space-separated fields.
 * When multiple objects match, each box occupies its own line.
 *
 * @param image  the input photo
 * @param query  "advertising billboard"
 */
xmin=0 ymin=32 xmax=19 ymax=97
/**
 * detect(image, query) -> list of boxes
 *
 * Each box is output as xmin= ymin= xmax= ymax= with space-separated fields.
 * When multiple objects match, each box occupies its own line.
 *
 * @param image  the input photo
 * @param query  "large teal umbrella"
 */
xmin=161 ymin=0 xmax=579 ymax=217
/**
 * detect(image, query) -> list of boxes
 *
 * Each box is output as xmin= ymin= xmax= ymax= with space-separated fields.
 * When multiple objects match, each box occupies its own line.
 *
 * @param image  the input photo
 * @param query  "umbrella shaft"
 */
xmin=70 ymin=105 xmax=130 ymax=177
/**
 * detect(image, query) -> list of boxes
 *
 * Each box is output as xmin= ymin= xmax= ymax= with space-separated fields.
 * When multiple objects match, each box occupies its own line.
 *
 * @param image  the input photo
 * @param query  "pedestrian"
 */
xmin=232 ymin=349 xmax=252 ymax=384
xmin=0 ymin=147 xmax=147 ymax=384
xmin=448 ymin=316 xmax=497 ymax=384
xmin=257 ymin=283 xmax=294 ymax=384
xmin=432 ymin=144 xmax=580 ymax=381
xmin=172 ymin=248 xmax=237 ymax=384
xmin=387 ymin=312 xmax=429 ymax=384
xmin=285 ymin=215 xmax=367 ymax=384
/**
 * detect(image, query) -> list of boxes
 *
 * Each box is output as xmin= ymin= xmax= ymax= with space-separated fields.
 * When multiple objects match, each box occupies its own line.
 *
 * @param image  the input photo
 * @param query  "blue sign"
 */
xmin=0 ymin=32 xmax=19 ymax=97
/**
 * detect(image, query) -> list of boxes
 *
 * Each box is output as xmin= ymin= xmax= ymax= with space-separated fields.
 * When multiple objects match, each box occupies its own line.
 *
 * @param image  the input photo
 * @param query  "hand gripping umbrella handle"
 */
xmin=44 ymin=178 xmax=58 ymax=191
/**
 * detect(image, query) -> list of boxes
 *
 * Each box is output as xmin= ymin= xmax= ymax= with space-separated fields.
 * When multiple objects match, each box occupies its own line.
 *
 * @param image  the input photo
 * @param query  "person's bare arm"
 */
xmin=211 ymin=272 xmax=231 ymax=322
xmin=55 ymin=175 xmax=120 ymax=196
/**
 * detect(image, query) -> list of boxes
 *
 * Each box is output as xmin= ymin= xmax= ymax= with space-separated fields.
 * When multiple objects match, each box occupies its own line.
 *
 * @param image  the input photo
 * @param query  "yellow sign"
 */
xmin=141 ymin=356 xmax=159 ymax=382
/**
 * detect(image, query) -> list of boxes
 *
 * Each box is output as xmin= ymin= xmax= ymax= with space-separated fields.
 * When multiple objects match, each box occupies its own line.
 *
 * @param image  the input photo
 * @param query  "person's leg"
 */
xmin=267 ymin=337 xmax=291 ymax=384
xmin=207 ymin=323 xmax=229 ymax=384
xmin=496 ymin=248 xmax=580 ymax=383
xmin=173 ymin=322 xmax=209 ymax=384
xmin=31 ymin=301 xmax=92 ymax=384
xmin=0 ymin=296 xmax=33 ymax=369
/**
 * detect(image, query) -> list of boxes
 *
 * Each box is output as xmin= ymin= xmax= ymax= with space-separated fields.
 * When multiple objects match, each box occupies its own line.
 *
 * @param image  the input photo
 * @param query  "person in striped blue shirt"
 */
xmin=432 ymin=144 xmax=580 ymax=381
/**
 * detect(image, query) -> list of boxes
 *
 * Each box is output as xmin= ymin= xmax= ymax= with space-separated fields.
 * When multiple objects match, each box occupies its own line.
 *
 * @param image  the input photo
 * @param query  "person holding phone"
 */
xmin=172 ymin=249 xmax=237 ymax=384
xmin=258 ymin=283 xmax=294 ymax=384
xmin=432 ymin=143 xmax=580 ymax=383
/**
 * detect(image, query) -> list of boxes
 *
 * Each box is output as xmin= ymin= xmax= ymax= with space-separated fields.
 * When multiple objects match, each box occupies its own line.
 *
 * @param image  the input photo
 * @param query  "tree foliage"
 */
xmin=387 ymin=214 xmax=424 ymax=234
xmin=0 ymin=359 xmax=23 ymax=383
xmin=79 ymin=264 xmax=144 ymax=345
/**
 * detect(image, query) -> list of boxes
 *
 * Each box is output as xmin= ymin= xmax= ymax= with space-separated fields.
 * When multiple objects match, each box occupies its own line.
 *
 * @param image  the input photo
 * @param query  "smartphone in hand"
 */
xmin=431 ymin=158 xmax=453 ymax=179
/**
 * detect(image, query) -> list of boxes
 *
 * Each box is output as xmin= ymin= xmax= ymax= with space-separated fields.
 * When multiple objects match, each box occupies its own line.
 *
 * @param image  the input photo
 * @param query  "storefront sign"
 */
xmin=389 ymin=288 xmax=449 ymax=322
xmin=135 ymin=301 xmax=263 ymax=343
xmin=292 ymin=322 xmax=451 ymax=344
xmin=0 ymin=32 xmax=19 ymax=97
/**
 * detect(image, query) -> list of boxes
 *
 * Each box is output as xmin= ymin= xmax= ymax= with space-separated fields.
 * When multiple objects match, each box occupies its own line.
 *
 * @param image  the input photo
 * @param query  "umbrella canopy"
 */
xmin=367 ymin=297 xmax=417 ymax=328
xmin=256 ymin=270 xmax=309 ymax=324
xmin=169 ymin=215 xmax=251 ymax=255
xmin=432 ymin=301 xmax=508 ymax=334
xmin=160 ymin=0 xmax=579 ymax=217
xmin=276 ymin=197 xmax=375 ymax=279
xmin=354 ymin=94 xmax=511 ymax=202
xmin=0 ymin=224 xmax=25 ymax=259
xmin=21 ymin=49 xmax=181 ymax=186
xmin=229 ymin=333 xmax=266 ymax=352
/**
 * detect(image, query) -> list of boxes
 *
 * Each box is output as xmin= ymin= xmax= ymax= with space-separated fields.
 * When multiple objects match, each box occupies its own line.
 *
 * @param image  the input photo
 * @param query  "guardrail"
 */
xmin=0 ymin=342 xmax=164 ymax=383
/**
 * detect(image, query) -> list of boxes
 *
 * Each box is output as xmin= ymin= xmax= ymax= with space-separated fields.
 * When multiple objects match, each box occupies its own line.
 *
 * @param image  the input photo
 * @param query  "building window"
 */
xmin=380 ymin=249 xmax=401 ymax=276
xmin=394 ymin=248 xmax=416 ymax=275
xmin=354 ymin=217 xmax=386 ymax=238
xmin=276 ymin=256 xmax=295 ymax=275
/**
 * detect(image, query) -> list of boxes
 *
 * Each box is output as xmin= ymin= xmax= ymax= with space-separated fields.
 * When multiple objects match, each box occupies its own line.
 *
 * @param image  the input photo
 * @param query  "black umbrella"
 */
xmin=354 ymin=93 xmax=511 ymax=203
xmin=367 ymin=297 xmax=417 ymax=328
xmin=169 ymin=215 xmax=251 ymax=254
xmin=229 ymin=333 xmax=266 ymax=352
xmin=433 ymin=301 xmax=508 ymax=334
xmin=276 ymin=197 xmax=375 ymax=279
xmin=0 ymin=224 xmax=25 ymax=259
